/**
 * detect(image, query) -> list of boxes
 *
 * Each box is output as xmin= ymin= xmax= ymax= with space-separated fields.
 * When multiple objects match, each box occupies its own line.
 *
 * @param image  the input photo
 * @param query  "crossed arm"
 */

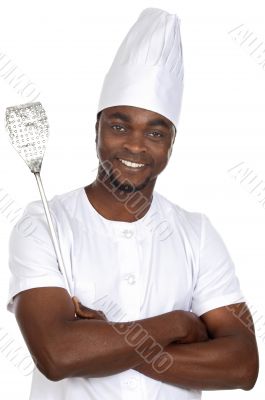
xmin=133 ymin=305 xmax=259 ymax=391
xmin=14 ymin=287 xmax=259 ymax=391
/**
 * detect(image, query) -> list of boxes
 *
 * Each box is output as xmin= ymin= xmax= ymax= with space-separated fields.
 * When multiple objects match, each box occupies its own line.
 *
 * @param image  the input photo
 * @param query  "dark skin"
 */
xmin=13 ymin=106 xmax=259 ymax=389
xmin=72 ymin=298 xmax=259 ymax=391
xmin=14 ymin=288 xmax=208 ymax=381
xmin=85 ymin=105 xmax=176 ymax=222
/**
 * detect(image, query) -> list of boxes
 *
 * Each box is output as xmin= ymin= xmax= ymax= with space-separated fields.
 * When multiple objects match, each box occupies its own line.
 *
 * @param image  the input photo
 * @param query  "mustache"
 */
xmin=115 ymin=154 xmax=152 ymax=164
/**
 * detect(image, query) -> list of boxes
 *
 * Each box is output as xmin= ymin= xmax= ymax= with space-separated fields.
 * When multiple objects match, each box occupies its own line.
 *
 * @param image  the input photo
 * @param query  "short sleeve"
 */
xmin=191 ymin=214 xmax=245 ymax=317
xmin=7 ymin=201 xmax=67 ymax=313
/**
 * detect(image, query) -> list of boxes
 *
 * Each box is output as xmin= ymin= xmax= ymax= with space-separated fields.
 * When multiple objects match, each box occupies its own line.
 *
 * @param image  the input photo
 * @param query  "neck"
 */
xmin=84 ymin=172 xmax=155 ymax=222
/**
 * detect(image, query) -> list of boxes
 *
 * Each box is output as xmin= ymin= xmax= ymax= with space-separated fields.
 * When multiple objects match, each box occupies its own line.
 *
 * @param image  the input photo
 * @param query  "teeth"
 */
xmin=119 ymin=159 xmax=145 ymax=168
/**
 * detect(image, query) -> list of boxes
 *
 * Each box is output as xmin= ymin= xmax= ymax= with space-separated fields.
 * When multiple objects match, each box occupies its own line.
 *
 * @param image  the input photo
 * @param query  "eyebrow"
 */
xmin=108 ymin=112 xmax=131 ymax=122
xmin=147 ymin=118 xmax=171 ymax=130
xmin=107 ymin=112 xmax=171 ymax=130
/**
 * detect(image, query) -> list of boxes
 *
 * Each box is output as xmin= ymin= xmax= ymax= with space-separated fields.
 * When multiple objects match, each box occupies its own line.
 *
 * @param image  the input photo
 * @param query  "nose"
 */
xmin=122 ymin=130 xmax=147 ymax=154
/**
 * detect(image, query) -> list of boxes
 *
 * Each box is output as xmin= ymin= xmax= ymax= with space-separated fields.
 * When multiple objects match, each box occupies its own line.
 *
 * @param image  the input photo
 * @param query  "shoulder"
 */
xmin=23 ymin=186 xmax=84 ymax=219
xmin=153 ymin=190 xmax=204 ymax=241
xmin=12 ymin=187 xmax=84 ymax=240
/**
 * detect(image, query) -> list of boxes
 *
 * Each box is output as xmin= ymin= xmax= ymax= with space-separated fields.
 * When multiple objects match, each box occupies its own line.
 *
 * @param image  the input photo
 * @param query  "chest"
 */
xmin=69 ymin=223 xmax=197 ymax=321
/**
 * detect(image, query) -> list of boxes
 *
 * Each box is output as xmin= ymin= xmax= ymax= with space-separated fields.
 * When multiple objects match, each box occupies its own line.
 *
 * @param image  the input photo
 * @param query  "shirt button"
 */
xmin=125 ymin=377 xmax=138 ymax=390
xmin=122 ymin=229 xmax=134 ymax=238
xmin=123 ymin=273 xmax=136 ymax=285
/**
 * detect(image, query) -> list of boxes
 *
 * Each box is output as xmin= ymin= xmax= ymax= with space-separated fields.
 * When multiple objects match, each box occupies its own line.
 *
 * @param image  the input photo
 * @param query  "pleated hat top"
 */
xmin=97 ymin=8 xmax=184 ymax=128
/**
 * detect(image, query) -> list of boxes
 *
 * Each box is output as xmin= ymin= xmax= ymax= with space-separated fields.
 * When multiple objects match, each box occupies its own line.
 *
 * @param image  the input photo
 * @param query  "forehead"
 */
xmin=101 ymin=106 xmax=174 ymax=130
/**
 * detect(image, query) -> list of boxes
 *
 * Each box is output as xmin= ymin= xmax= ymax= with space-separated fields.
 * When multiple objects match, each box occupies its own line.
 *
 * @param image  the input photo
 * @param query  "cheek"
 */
xmin=96 ymin=135 xmax=117 ymax=162
xmin=154 ymin=145 xmax=172 ymax=165
xmin=96 ymin=133 xmax=108 ymax=151
xmin=97 ymin=132 xmax=117 ymax=150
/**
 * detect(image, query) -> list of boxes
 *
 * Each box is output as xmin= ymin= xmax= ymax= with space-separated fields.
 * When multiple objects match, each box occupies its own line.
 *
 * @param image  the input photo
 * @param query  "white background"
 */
xmin=0 ymin=0 xmax=264 ymax=398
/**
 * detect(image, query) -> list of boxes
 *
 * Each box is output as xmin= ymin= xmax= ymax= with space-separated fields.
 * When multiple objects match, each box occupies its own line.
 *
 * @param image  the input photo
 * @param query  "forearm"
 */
xmin=134 ymin=335 xmax=257 ymax=391
xmin=48 ymin=310 xmax=184 ymax=381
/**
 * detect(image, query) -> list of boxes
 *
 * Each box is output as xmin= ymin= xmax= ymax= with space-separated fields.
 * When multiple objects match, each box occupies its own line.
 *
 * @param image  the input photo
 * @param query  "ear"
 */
xmin=168 ymin=130 xmax=176 ymax=158
xmin=171 ymin=129 xmax=177 ymax=146
xmin=95 ymin=120 xmax=99 ymax=144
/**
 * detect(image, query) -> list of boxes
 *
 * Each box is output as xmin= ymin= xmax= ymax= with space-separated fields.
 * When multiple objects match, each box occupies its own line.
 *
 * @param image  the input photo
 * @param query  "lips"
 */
xmin=120 ymin=158 xmax=144 ymax=167
xmin=116 ymin=156 xmax=149 ymax=164
xmin=116 ymin=158 xmax=148 ymax=171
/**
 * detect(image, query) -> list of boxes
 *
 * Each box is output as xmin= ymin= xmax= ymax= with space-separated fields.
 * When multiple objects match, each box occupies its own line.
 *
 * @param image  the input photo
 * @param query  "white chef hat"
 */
xmin=97 ymin=7 xmax=184 ymax=129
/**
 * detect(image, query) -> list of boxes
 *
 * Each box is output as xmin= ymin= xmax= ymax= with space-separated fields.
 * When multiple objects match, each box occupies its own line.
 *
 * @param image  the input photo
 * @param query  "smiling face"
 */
xmin=95 ymin=105 xmax=176 ymax=194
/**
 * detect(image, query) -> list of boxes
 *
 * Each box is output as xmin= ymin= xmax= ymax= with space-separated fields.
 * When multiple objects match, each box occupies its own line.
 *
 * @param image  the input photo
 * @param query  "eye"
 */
xmin=111 ymin=124 xmax=126 ymax=132
xmin=147 ymin=131 xmax=164 ymax=138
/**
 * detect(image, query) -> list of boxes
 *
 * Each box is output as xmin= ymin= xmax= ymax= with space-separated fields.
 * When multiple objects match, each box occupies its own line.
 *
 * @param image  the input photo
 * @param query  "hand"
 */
xmin=72 ymin=296 xmax=108 ymax=321
xmin=176 ymin=311 xmax=209 ymax=344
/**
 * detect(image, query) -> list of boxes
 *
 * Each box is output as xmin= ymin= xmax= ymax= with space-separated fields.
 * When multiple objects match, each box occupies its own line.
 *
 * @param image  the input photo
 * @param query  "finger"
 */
xmin=72 ymin=298 xmax=94 ymax=318
xmin=76 ymin=308 xmax=95 ymax=318
xmin=72 ymin=297 xmax=80 ymax=314
xmin=97 ymin=310 xmax=108 ymax=321
xmin=72 ymin=297 xmax=106 ymax=320
xmin=73 ymin=298 xmax=90 ymax=313
xmin=98 ymin=310 xmax=107 ymax=317
xmin=72 ymin=297 xmax=89 ymax=314
xmin=72 ymin=296 xmax=80 ymax=310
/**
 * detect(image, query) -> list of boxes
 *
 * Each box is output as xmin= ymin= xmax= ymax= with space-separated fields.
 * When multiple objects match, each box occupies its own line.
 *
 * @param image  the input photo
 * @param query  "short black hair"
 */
xmin=97 ymin=111 xmax=102 ymax=122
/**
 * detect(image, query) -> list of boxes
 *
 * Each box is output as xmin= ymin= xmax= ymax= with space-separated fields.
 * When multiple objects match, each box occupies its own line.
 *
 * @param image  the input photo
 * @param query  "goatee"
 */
xmin=108 ymin=171 xmax=150 ymax=193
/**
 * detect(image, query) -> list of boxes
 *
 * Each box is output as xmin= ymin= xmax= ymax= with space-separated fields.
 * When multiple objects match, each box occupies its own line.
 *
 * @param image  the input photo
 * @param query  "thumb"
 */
xmin=72 ymin=296 xmax=95 ymax=318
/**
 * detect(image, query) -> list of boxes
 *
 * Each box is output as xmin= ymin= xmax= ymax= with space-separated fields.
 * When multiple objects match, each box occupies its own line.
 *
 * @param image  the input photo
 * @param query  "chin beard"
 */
xmin=108 ymin=171 xmax=151 ymax=193
xmin=98 ymin=161 xmax=152 ymax=193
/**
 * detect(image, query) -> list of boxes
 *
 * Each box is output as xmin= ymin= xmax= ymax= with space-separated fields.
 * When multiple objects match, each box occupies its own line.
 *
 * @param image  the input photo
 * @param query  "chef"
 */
xmin=7 ymin=7 xmax=258 ymax=400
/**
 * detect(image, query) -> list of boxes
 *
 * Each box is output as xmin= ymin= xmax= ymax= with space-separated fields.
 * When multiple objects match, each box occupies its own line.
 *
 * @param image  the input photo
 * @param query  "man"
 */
xmin=7 ymin=8 xmax=258 ymax=400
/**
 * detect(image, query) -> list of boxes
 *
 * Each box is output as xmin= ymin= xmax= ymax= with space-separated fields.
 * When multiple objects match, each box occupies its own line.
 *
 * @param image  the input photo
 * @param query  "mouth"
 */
xmin=117 ymin=158 xmax=147 ymax=170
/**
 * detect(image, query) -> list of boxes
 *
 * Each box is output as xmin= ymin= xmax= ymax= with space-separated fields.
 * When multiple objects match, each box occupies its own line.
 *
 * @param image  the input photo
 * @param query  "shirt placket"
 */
xmin=116 ymin=223 xmax=141 ymax=320
xmin=114 ymin=223 xmax=143 ymax=399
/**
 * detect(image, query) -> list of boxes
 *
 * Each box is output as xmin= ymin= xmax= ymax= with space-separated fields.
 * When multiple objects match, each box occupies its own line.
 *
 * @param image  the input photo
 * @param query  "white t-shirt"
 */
xmin=7 ymin=187 xmax=244 ymax=400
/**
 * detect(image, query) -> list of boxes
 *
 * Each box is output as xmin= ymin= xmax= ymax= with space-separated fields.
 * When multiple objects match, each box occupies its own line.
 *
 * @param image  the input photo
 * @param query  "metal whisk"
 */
xmin=5 ymin=102 xmax=71 ymax=294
